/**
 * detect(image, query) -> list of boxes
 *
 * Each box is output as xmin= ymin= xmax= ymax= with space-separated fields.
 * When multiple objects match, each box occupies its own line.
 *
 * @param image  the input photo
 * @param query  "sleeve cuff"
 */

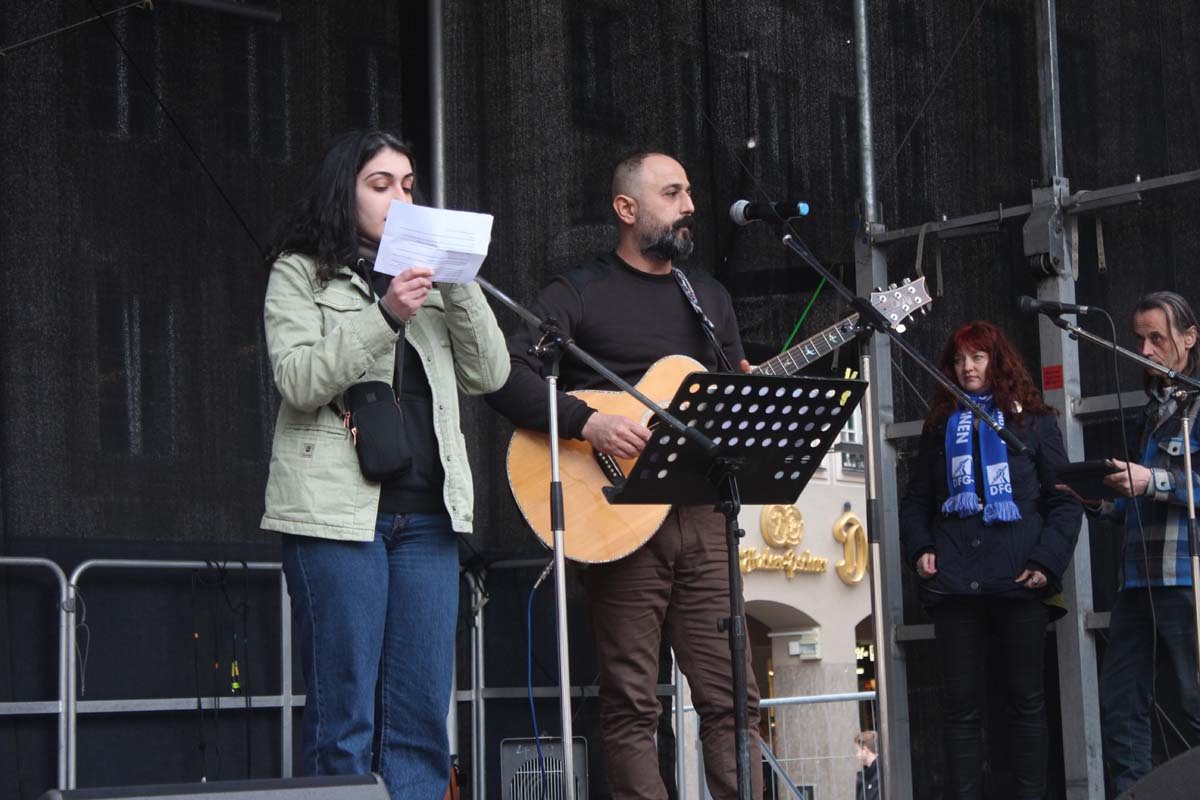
xmin=1150 ymin=468 xmax=1174 ymax=501
xmin=566 ymin=406 xmax=598 ymax=440
xmin=377 ymin=299 xmax=405 ymax=332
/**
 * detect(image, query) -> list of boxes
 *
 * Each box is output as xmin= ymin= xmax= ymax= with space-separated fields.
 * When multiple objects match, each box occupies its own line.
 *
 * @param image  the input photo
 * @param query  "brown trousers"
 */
xmin=585 ymin=505 xmax=764 ymax=800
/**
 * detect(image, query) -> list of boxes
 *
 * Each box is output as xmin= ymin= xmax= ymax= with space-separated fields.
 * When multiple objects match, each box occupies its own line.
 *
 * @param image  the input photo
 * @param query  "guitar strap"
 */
xmin=671 ymin=268 xmax=735 ymax=372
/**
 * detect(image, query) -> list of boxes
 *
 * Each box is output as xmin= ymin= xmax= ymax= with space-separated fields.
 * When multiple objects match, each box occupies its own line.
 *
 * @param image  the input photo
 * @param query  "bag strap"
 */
xmin=328 ymin=261 xmax=406 ymax=419
xmin=671 ymin=268 xmax=734 ymax=372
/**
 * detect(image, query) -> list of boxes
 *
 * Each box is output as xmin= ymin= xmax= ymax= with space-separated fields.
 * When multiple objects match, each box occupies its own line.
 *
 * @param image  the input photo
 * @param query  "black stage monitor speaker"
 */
xmin=37 ymin=774 xmax=389 ymax=800
xmin=1116 ymin=746 xmax=1200 ymax=799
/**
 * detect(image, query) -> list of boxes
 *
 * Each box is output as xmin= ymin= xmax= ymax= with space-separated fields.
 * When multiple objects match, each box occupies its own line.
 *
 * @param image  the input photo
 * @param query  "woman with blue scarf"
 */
xmin=900 ymin=321 xmax=1082 ymax=800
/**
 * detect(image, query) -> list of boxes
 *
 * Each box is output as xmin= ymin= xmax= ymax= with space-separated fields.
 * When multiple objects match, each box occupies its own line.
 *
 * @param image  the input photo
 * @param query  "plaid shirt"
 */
xmin=1099 ymin=387 xmax=1200 ymax=589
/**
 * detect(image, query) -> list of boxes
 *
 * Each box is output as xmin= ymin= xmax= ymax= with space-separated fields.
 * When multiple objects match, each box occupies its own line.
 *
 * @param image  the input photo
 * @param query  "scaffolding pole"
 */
xmin=1028 ymin=3 xmax=1104 ymax=797
xmin=852 ymin=1 xmax=913 ymax=798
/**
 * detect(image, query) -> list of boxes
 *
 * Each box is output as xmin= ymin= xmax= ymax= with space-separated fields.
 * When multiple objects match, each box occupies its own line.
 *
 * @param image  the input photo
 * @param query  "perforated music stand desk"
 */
xmin=603 ymin=372 xmax=868 ymax=507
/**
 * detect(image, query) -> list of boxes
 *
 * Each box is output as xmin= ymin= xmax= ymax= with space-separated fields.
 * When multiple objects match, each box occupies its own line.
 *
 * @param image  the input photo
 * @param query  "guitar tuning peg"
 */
xmin=888 ymin=283 xmax=897 ymax=290
xmin=920 ymin=307 xmax=929 ymax=316
xmin=895 ymin=324 xmax=907 ymax=333
xmin=902 ymin=277 xmax=912 ymax=284
xmin=873 ymin=286 xmax=883 ymax=293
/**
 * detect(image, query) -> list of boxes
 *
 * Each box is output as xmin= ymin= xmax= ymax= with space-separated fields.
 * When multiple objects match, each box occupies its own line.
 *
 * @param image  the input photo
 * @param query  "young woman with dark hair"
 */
xmin=900 ymin=320 xmax=1082 ymax=800
xmin=260 ymin=130 xmax=509 ymax=799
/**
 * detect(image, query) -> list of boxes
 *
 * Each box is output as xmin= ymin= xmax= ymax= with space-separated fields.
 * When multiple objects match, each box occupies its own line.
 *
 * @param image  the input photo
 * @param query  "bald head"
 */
xmin=612 ymin=151 xmax=681 ymax=200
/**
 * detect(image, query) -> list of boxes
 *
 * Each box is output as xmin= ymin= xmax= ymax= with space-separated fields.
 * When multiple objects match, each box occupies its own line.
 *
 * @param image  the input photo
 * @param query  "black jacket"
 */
xmin=856 ymin=761 xmax=880 ymax=800
xmin=899 ymin=412 xmax=1082 ymax=597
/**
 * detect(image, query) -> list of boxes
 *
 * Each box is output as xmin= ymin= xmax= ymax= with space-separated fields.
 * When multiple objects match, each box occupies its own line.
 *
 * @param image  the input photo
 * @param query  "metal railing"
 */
xmin=0 ymin=557 xmax=71 ymax=790
xmin=5 ymin=552 xmax=876 ymax=799
xmin=679 ymin=682 xmax=878 ymax=800
xmin=0 ymin=558 xmax=301 ymax=790
xmin=65 ymin=559 xmax=299 ymax=789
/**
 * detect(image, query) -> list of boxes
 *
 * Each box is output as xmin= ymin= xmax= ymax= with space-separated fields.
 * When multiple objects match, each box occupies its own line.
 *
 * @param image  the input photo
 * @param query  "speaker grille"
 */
xmin=499 ymin=737 xmax=588 ymax=800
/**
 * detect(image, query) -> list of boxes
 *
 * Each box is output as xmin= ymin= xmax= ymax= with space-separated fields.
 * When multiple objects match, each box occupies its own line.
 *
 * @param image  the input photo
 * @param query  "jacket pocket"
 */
xmin=265 ymin=420 xmax=363 ymax=528
xmin=314 ymin=287 xmax=368 ymax=336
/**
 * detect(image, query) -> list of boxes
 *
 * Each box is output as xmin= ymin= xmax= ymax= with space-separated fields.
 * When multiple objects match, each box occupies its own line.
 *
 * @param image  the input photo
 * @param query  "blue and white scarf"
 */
xmin=942 ymin=394 xmax=1022 ymax=524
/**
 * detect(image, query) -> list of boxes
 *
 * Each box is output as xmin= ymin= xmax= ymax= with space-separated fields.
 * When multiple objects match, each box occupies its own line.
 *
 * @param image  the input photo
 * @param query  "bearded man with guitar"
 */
xmin=486 ymin=151 xmax=931 ymax=798
xmin=486 ymin=151 xmax=762 ymax=800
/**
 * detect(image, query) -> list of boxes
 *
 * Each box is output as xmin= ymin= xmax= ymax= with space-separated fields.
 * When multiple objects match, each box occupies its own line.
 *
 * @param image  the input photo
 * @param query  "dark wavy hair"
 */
xmin=264 ymin=130 xmax=415 ymax=283
xmin=926 ymin=320 xmax=1052 ymax=427
xmin=1134 ymin=291 xmax=1200 ymax=386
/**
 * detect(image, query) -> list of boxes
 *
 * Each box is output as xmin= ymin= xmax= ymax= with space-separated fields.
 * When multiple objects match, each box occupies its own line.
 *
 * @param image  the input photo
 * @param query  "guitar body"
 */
xmin=506 ymin=355 xmax=705 ymax=563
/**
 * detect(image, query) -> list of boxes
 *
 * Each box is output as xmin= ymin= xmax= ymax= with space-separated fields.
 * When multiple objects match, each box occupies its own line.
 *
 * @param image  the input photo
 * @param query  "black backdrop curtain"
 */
xmin=1 ymin=0 xmax=1199 ymax=797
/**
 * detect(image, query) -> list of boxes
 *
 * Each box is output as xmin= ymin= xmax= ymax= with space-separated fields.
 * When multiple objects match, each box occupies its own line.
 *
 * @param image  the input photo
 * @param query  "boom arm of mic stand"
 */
xmin=779 ymin=233 xmax=1031 ymax=455
xmin=1046 ymin=314 xmax=1200 ymax=391
xmin=474 ymin=276 xmax=719 ymax=457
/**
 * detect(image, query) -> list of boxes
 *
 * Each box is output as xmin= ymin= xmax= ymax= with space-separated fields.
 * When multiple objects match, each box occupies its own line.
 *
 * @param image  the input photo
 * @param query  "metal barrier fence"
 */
xmin=4 ymin=553 xmax=875 ymax=799
xmin=0 ymin=557 xmax=298 ymax=791
xmin=679 ymin=682 xmax=879 ymax=800
xmin=0 ymin=557 xmax=71 ymax=790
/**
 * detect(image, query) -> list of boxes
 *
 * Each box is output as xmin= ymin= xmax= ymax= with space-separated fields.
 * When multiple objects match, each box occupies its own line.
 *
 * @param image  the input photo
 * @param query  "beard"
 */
xmin=638 ymin=215 xmax=696 ymax=263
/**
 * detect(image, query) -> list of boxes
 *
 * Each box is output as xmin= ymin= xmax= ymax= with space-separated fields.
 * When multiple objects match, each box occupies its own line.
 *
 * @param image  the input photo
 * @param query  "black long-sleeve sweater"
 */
xmin=485 ymin=252 xmax=745 ymax=438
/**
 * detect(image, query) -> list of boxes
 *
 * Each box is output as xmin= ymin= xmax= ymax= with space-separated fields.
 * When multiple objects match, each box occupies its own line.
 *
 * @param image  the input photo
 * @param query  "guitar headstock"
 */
xmin=868 ymin=276 xmax=932 ymax=333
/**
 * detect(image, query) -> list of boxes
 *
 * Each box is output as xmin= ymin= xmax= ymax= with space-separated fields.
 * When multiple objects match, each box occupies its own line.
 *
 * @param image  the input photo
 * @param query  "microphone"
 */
xmin=729 ymin=199 xmax=811 ymax=226
xmin=1017 ymin=295 xmax=1094 ymax=316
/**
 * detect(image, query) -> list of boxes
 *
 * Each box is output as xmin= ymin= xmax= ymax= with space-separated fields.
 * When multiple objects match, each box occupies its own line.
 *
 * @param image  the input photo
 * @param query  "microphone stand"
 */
xmin=776 ymin=231 xmax=1030 ymax=454
xmin=1044 ymin=313 xmax=1200 ymax=677
xmin=473 ymin=276 xmax=720 ymax=799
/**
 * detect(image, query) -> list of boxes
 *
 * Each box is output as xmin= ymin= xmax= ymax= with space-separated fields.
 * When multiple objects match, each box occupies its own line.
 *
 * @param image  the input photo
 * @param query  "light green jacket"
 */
xmin=260 ymin=252 xmax=510 ymax=539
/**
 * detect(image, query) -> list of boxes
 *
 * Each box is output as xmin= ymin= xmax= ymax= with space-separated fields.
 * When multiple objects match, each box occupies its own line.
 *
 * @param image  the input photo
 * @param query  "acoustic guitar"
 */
xmin=505 ymin=277 xmax=932 ymax=563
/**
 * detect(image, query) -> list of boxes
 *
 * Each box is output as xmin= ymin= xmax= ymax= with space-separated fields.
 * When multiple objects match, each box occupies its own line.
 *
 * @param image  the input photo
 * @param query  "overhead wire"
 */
xmin=0 ymin=0 xmax=152 ymax=58
xmin=878 ymin=0 xmax=993 ymax=187
xmin=80 ymin=0 xmax=266 ymax=258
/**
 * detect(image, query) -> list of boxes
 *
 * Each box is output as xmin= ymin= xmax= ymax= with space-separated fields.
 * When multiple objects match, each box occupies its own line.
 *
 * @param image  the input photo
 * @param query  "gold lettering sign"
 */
xmin=740 ymin=547 xmax=828 ymax=577
xmin=761 ymin=504 xmax=804 ymax=547
xmin=743 ymin=505 xmax=825 ymax=578
xmin=833 ymin=511 xmax=869 ymax=585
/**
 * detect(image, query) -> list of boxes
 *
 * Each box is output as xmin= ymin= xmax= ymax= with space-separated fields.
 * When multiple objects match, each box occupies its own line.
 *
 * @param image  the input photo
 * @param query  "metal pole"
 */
xmin=470 ymin=574 xmax=487 ymax=800
xmin=547 ymin=373 xmax=578 ymax=798
xmin=56 ymin=563 xmax=71 ymax=791
xmin=1031 ymin=3 xmax=1104 ymax=797
xmin=1034 ymin=0 xmax=1065 ymax=180
xmin=429 ymin=0 xmax=447 ymax=209
xmin=1180 ymin=411 xmax=1200 ymax=680
xmin=860 ymin=356 xmax=895 ymax=800
xmin=852 ymin=0 xmax=876 ymax=223
xmin=0 ymin=558 xmax=70 ymax=789
xmin=279 ymin=572 xmax=294 ymax=778
xmin=66 ymin=579 xmax=78 ymax=789
xmin=674 ymin=657 xmax=687 ymax=800
xmin=852 ymin=2 xmax=913 ymax=798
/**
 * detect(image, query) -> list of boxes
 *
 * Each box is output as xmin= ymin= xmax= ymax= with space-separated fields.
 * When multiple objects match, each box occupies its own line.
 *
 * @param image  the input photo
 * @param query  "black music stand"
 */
xmin=607 ymin=371 xmax=867 ymax=800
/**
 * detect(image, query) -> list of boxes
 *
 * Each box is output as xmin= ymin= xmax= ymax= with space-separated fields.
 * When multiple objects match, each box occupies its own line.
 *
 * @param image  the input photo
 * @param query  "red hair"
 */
xmin=926 ymin=321 xmax=1051 ymax=427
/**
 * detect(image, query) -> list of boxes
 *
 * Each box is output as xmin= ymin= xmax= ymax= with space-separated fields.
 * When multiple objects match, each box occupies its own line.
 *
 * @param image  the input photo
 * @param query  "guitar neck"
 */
xmin=754 ymin=314 xmax=861 ymax=377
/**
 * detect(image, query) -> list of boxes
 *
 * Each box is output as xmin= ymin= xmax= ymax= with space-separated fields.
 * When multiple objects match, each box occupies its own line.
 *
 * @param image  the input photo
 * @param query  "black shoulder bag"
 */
xmin=341 ymin=340 xmax=413 ymax=481
xmin=330 ymin=269 xmax=414 ymax=482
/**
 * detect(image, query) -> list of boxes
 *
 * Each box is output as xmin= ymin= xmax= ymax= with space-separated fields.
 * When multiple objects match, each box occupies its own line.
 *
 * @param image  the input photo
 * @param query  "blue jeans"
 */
xmin=1100 ymin=586 xmax=1200 ymax=794
xmin=281 ymin=513 xmax=458 ymax=800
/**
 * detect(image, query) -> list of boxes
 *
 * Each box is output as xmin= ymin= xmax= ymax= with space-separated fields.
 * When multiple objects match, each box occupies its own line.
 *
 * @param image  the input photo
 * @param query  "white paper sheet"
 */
xmin=373 ymin=201 xmax=494 ymax=283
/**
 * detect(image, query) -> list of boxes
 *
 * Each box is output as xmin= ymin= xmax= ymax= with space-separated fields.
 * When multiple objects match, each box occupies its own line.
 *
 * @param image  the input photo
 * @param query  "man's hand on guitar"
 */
xmin=738 ymin=359 xmax=752 ymax=374
xmin=582 ymin=413 xmax=651 ymax=460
